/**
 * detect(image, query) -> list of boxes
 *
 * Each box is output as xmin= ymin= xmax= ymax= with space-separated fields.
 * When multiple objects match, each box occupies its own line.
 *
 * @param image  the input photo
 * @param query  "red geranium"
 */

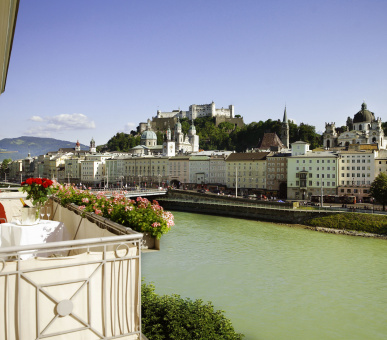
xmin=20 ymin=177 xmax=58 ymax=206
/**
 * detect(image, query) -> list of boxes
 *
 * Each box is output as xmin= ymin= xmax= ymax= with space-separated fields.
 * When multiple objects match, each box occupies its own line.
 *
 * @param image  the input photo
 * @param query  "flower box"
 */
xmin=51 ymin=197 xmax=160 ymax=251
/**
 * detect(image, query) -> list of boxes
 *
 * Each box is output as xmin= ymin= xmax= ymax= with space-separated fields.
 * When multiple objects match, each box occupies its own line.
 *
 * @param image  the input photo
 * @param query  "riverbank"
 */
xmin=158 ymin=190 xmax=387 ymax=239
xmin=303 ymin=212 xmax=387 ymax=238
xmin=306 ymin=226 xmax=387 ymax=239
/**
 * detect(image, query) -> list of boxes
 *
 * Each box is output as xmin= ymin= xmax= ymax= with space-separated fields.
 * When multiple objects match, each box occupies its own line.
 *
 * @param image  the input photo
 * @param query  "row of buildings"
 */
xmin=6 ymin=139 xmax=387 ymax=203
xmin=6 ymin=102 xmax=387 ymax=202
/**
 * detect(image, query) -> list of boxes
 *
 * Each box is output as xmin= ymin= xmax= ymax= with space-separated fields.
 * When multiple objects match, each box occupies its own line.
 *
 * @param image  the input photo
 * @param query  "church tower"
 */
xmin=188 ymin=119 xmax=199 ymax=152
xmin=163 ymin=125 xmax=176 ymax=156
xmin=280 ymin=106 xmax=289 ymax=148
xmin=89 ymin=137 xmax=96 ymax=153
xmin=75 ymin=140 xmax=81 ymax=152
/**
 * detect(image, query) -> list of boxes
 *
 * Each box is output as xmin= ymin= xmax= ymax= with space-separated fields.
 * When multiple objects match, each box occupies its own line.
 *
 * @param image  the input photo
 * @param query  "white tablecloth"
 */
xmin=0 ymin=220 xmax=71 ymax=259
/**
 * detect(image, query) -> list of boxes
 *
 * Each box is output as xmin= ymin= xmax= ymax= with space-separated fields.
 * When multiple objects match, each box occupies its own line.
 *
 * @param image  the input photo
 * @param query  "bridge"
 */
xmin=90 ymin=188 xmax=168 ymax=198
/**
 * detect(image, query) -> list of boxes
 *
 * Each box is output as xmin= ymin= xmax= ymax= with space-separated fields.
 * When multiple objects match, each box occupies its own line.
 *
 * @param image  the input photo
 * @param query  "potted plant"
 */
xmin=19 ymin=178 xmax=57 ymax=223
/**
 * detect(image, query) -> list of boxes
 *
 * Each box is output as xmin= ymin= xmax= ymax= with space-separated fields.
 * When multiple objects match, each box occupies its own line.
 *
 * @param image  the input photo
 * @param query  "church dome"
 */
xmin=353 ymin=102 xmax=375 ymax=123
xmin=141 ymin=130 xmax=157 ymax=140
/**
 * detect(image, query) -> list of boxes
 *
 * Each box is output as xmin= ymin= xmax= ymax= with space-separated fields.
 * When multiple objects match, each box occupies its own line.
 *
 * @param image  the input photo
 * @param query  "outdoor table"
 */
xmin=0 ymin=220 xmax=71 ymax=259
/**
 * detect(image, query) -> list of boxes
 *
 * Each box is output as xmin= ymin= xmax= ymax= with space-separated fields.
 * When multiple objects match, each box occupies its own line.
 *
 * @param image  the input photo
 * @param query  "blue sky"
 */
xmin=1 ymin=0 xmax=386 ymax=146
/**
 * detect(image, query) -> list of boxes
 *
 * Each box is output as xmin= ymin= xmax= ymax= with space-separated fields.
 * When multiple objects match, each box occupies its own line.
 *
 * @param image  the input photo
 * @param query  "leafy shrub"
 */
xmin=142 ymin=282 xmax=244 ymax=339
xmin=305 ymin=213 xmax=387 ymax=235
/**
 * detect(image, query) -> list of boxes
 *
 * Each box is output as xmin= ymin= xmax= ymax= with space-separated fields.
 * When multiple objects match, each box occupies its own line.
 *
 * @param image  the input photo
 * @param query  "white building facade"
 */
xmin=287 ymin=142 xmax=338 ymax=200
xmin=157 ymin=101 xmax=235 ymax=120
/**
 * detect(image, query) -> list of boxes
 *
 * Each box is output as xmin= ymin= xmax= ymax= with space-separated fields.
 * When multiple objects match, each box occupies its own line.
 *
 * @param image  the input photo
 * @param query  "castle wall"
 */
xmin=215 ymin=116 xmax=244 ymax=128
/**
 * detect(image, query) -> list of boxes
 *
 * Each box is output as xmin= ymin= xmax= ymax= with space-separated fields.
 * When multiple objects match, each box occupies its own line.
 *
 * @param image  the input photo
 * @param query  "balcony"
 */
xmin=0 ymin=196 xmax=144 ymax=339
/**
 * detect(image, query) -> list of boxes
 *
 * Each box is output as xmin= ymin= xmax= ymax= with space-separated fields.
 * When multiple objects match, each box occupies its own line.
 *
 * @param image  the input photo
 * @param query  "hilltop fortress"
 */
xmin=138 ymin=102 xmax=244 ymax=133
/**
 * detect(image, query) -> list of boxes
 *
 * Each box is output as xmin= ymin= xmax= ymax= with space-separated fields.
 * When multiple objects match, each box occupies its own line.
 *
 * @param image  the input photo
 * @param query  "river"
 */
xmin=142 ymin=211 xmax=387 ymax=340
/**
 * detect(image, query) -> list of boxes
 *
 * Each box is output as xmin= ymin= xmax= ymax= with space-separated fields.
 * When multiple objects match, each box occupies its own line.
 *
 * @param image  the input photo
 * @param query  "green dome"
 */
xmin=353 ymin=102 xmax=375 ymax=123
xmin=141 ymin=130 xmax=157 ymax=140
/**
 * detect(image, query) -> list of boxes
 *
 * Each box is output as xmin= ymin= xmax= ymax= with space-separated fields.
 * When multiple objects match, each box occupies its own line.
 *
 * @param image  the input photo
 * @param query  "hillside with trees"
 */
xmin=102 ymin=117 xmax=322 ymax=152
xmin=0 ymin=136 xmax=88 ymax=162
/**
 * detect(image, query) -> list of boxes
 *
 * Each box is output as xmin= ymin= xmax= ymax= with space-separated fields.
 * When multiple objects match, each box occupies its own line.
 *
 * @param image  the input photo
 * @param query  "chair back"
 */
xmin=0 ymin=202 xmax=7 ymax=223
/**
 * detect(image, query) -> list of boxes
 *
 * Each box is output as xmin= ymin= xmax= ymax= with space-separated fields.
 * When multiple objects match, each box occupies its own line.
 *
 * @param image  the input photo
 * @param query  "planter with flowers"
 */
xmin=54 ymin=185 xmax=174 ymax=249
xmin=19 ymin=178 xmax=57 ymax=224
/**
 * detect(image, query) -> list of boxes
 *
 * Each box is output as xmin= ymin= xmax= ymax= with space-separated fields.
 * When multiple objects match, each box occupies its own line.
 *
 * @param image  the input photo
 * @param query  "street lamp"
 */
xmin=158 ymin=174 xmax=161 ymax=188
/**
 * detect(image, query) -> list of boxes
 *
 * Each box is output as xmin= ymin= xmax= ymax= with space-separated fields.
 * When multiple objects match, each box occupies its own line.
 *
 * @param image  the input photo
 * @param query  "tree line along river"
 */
xmin=142 ymin=211 xmax=387 ymax=340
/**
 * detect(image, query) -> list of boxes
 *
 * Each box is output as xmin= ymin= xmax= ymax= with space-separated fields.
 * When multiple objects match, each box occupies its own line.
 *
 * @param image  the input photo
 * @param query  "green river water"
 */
xmin=142 ymin=211 xmax=387 ymax=340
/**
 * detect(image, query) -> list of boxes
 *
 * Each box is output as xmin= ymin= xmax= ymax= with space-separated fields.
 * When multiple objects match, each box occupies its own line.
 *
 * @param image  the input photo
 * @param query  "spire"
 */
xmin=283 ymin=106 xmax=288 ymax=124
xmin=281 ymin=107 xmax=289 ymax=149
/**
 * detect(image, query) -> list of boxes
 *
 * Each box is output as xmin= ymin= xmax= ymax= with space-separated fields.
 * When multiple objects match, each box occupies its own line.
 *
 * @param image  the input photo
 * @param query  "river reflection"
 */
xmin=142 ymin=211 xmax=387 ymax=340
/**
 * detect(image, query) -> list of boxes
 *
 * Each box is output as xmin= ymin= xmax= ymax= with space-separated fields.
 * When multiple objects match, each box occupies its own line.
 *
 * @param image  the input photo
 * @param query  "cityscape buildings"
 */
xmin=4 ymin=103 xmax=387 ymax=203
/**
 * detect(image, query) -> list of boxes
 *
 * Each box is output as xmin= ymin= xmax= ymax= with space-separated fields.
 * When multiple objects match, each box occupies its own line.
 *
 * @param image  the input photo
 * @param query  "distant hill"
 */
xmin=0 ymin=136 xmax=88 ymax=162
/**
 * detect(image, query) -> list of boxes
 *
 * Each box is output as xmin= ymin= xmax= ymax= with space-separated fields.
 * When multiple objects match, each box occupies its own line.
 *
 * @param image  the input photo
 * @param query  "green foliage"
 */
xmin=106 ymin=132 xmax=140 ymax=152
xmin=305 ymin=213 xmax=387 ymax=235
xmin=370 ymin=173 xmax=387 ymax=209
xmin=156 ymin=131 xmax=164 ymax=145
xmin=141 ymin=282 xmax=244 ymax=339
xmin=289 ymin=122 xmax=321 ymax=149
xmin=0 ymin=158 xmax=11 ymax=176
xmin=103 ymin=116 xmax=322 ymax=152
xmin=382 ymin=122 xmax=387 ymax=136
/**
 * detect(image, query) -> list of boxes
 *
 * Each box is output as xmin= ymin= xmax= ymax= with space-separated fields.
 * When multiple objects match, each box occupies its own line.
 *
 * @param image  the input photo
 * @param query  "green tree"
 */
xmin=369 ymin=173 xmax=387 ymax=211
xmin=105 ymin=132 xmax=141 ymax=152
xmin=0 ymin=158 xmax=11 ymax=179
xmin=141 ymin=282 xmax=244 ymax=339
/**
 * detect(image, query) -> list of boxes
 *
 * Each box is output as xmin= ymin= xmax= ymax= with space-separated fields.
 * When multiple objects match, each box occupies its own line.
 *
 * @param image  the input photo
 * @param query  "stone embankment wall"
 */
xmin=158 ymin=190 xmax=335 ymax=224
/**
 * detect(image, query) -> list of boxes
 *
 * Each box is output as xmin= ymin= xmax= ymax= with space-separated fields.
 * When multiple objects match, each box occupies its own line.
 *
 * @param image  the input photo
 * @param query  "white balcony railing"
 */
xmin=0 ymin=199 xmax=143 ymax=340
